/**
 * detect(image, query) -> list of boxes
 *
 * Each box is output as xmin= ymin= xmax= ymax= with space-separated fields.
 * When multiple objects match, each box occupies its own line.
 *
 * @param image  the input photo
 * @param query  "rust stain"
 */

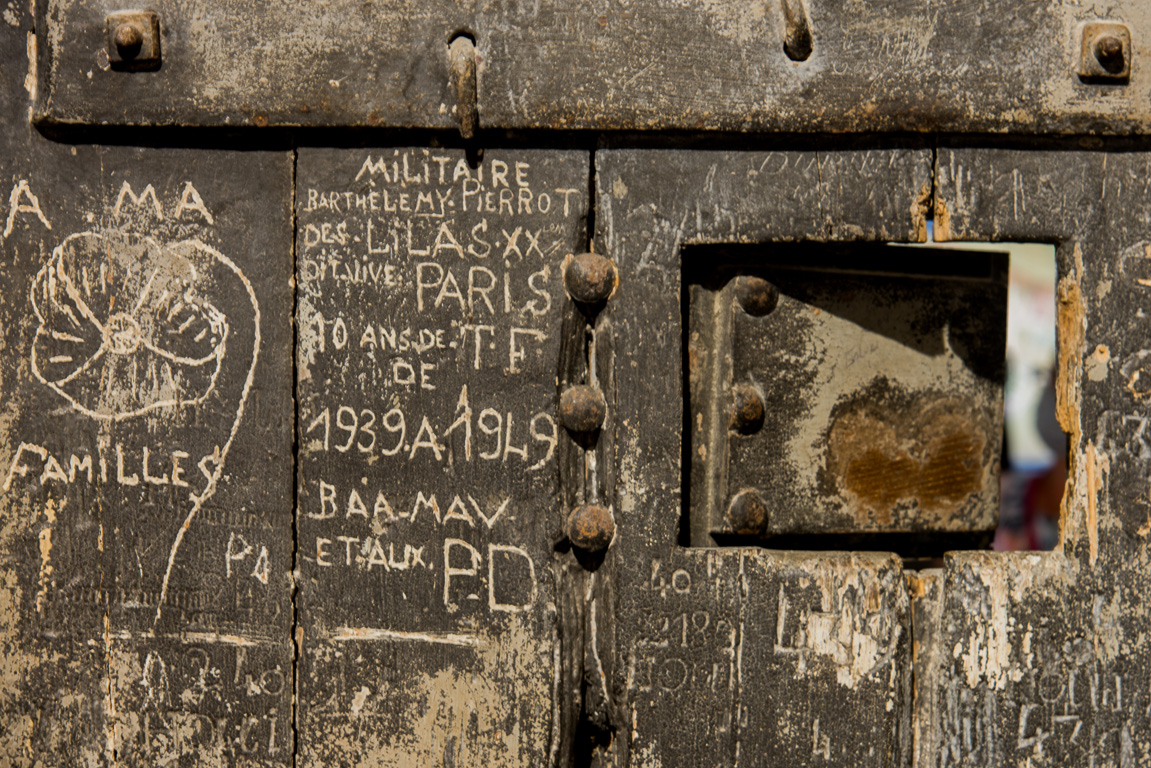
xmin=906 ymin=572 xmax=928 ymax=599
xmin=828 ymin=395 xmax=986 ymax=524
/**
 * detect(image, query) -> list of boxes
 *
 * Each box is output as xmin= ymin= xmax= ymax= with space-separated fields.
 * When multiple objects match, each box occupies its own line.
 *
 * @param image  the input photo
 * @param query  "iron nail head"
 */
xmin=735 ymin=276 xmax=779 ymax=317
xmin=567 ymin=504 xmax=616 ymax=553
xmin=565 ymin=252 xmax=617 ymax=304
xmin=558 ymin=385 xmax=607 ymax=434
xmin=726 ymin=489 xmax=769 ymax=536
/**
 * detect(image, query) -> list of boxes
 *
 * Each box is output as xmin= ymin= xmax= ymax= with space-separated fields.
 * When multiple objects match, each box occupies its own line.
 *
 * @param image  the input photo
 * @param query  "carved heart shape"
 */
xmin=29 ymin=231 xmax=261 ymax=625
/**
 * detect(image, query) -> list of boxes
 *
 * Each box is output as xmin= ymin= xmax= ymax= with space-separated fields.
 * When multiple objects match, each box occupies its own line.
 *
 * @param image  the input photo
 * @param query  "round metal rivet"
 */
xmin=726 ymin=490 xmax=768 ymax=536
xmin=558 ymin=385 xmax=607 ymax=434
xmin=1095 ymin=35 xmax=1125 ymax=70
xmin=734 ymin=276 xmax=779 ymax=317
xmin=114 ymin=22 xmax=143 ymax=53
xmin=730 ymin=383 xmax=765 ymax=434
xmin=565 ymin=252 xmax=617 ymax=304
xmin=567 ymin=504 xmax=615 ymax=553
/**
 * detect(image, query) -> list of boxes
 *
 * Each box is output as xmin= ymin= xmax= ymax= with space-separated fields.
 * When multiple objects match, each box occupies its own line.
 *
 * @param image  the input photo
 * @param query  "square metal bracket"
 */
xmin=105 ymin=10 xmax=161 ymax=71
xmin=1078 ymin=21 xmax=1131 ymax=81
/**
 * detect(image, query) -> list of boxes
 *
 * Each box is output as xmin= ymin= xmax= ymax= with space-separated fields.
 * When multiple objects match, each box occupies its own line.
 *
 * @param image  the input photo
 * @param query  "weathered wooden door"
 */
xmin=2 ymin=2 xmax=1149 ymax=766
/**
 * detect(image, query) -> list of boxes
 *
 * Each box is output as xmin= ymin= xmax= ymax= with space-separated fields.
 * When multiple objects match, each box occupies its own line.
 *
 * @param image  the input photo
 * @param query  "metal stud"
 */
xmin=730 ymin=383 xmax=765 ymax=434
xmin=567 ymin=504 xmax=616 ymax=553
xmin=1095 ymin=35 xmax=1125 ymax=73
xmin=448 ymin=34 xmax=478 ymax=139
xmin=734 ymin=275 xmax=779 ymax=317
xmin=781 ymin=0 xmax=813 ymax=62
xmin=105 ymin=10 xmax=161 ymax=71
xmin=564 ymin=252 xmax=617 ymax=305
xmin=558 ymin=385 xmax=607 ymax=434
xmin=1078 ymin=22 xmax=1131 ymax=81
xmin=726 ymin=489 xmax=768 ymax=536
xmin=113 ymin=22 xmax=143 ymax=52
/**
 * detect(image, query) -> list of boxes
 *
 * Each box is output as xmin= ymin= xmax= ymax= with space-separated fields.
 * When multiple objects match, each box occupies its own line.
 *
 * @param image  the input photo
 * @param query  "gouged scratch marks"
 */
xmin=102 ymin=613 xmax=117 ymax=761
xmin=35 ymin=496 xmax=60 ymax=613
xmin=180 ymin=631 xmax=276 ymax=647
xmin=1086 ymin=443 xmax=1099 ymax=566
xmin=96 ymin=630 xmax=281 ymax=647
xmin=1056 ymin=248 xmax=1087 ymax=557
xmin=329 ymin=626 xmax=487 ymax=648
xmin=547 ymin=621 xmax=562 ymax=768
xmin=911 ymin=180 xmax=932 ymax=243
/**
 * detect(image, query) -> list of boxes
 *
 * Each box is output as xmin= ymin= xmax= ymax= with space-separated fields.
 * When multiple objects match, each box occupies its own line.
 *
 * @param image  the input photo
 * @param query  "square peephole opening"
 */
xmin=680 ymin=236 xmax=1059 ymax=560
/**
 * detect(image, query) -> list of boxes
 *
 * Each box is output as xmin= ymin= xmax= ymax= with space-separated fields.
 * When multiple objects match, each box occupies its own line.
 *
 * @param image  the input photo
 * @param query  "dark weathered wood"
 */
xmin=34 ymin=0 xmax=466 ymax=129
xmin=34 ymin=0 xmax=1151 ymax=134
xmin=0 ymin=7 xmax=295 ymax=763
xmin=7 ymin=0 xmax=1151 ymax=759
xmin=916 ymin=147 xmax=1151 ymax=768
xmin=293 ymin=147 xmax=589 ymax=765
xmin=907 ymin=569 xmax=944 ymax=768
xmin=594 ymin=148 xmax=930 ymax=766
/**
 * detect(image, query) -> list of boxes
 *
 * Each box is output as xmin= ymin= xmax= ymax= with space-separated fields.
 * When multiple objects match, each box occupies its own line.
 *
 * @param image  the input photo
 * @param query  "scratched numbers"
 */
xmin=635 ymin=610 xmax=734 ymax=652
xmin=631 ymin=610 xmax=736 ymax=696
xmin=307 ymin=406 xmax=377 ymax=454
xmin=128 ymin=647 xmax=287 ymax=760
xmin=304 ymin=396 xmax=557 ymax=469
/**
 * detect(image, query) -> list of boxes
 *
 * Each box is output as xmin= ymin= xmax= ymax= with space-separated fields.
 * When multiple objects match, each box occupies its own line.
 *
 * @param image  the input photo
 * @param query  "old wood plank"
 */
xmin=595 ymin=147 xmax=929 ymax=766
xmin=919 ymin=147 xmax=1151 ymax=768
xmin=0 ymin=10 xmax=296 ymax=763
xmin=293 ymin=147 xmax=589 ymax=766
xmin=34 ymin=1 xmax=1151 ymax=134
xmin=907 ymin=568 xmax=944 ymax=768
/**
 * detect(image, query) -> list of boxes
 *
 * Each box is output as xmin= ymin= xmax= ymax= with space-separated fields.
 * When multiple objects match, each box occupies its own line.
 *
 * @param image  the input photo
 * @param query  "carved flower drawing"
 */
xmin=31 ymin=232 xmax=229 ymax=420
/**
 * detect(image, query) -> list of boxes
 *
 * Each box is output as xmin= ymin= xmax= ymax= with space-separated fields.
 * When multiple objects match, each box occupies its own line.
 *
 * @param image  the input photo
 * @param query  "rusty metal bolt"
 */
xmin=730 ymin=383 xmax=765 ymax=434
xmin=1078 ymin=23 xmax=1131 ymax=81
xmin=106 ymin=11 xmax=160 ymax=69
xmin=781 ymin=0 xmax=813 ymax=61
xmin=726 ymin=490 xmax=768 ymax=536
xmin=1095 ymin=35 xmax=1125 ymax=72
xmin=448 ymin=34 xmax=478 ymax=139
xmin=734 ymin=276 xmax=779 ymax=317
xmin=567 ymin=504 xmax=615 ymax=553
xmin=113 ymin=22 xmax=143 ymax=55
xmin=558 ymin=385 xmax=607 ymax=434
xmin=565 ymin=252 xmax=616 ymax=304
